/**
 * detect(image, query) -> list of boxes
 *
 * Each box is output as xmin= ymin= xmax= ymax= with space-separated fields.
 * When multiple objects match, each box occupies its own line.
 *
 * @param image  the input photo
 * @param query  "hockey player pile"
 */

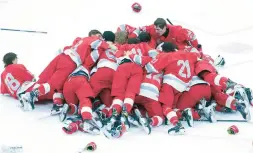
xmin=1 ymin=18 xmax=252 ymax=138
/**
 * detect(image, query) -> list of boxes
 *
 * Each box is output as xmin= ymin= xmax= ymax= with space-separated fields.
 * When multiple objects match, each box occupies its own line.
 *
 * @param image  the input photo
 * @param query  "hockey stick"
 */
xmin=166 ymin=18 xmax=174 ymax=25
xmin=195 ymin=119 xmax=249 ymax=123
xmin=166 ymin=18 xmax=193 ymax=46
xmin=35 ymin=111 xmax=61 ymax=121
xmin=165 ymin=118 xmax=251 ymax=124
xmin=0 ymin=28 xmax=47 ymax=34
xmin=36 ymin=114 xmax=55 ymax=121
xmin=217 ymin=119 xmax=248 ymax=122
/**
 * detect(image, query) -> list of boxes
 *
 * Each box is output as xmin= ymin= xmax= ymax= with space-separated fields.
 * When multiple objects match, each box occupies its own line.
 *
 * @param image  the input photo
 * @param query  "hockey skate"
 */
xmin=234 ymin=90 xmax=251 ymax=121
xmin=103 ymin=120 xmax=126 ymax=139
xmin=59 ymin=103 xmax=69 ymax=122
xmin=106 ymin=108 xmax=119 ymax=130
xmin=92 ymin=98 xmax=105 ymax=112
xmin=233 ymin=85 xmax=253 ymax=106
xmin=80 ymin=120 xmax=100 ymax=135
xmin=181 ymin=108 xmax=194 ymax=127
xmin=126 ymin=105 xmax=142 ymax=127
xmin=128 ymin=112 xmax=141 ymax=127
xmin=168 ymin=121 xmax=185 ymax=135
xmin=244 ymin=87 xmax=253 ymax=106
xmin=134 ymin=108 xmax=151 ymax=135
xmin=51 ymin=103 xmax=63 ymax=115
xmin=197 ymin=99 xmax=217 ymax=123
xmin=92 ymin=110 xmax=106 ymax=128
xmin=18 ymin=89 xmax=38 ymax=111
xmin=102 ymin=108 xmax=119 ymax=132
xmin=120 ymin=105 xmax=131 ymax=131
xmin=225 ymin=79 xmax=237 ymax=92
xmin=102 ymin=108 xmax=124 ymax=138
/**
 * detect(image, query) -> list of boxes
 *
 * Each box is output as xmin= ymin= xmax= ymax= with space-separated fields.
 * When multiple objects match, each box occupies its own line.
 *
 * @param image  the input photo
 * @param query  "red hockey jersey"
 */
xmin=1 ymin=64 xmax=35 ymax=98
xmin=63 ymin=36 xmax=109 ymax=68
xmin=116 ymin=42 xmax=160 ymax=67
xmin=139 ymin=72 xmax=163 ymax=101
xmin=140 ymin=24 xmax=199 ymax=50
xmin=145 ymin=51 xmax=207 ymax=92
xmin=96 ymin=48 xmax=118 ymax=71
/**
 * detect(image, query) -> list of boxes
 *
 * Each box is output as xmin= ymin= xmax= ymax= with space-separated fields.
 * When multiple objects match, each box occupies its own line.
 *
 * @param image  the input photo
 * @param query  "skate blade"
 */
xmin=102 ymin=128 xmax=113 ymax=139
xmin=168 ymin=129 xmax=185 ymax=135
xmin=86 ymin=129 xmax=100 ymax=135
xmin=120 ymin=116 xmax=130 ymax=131
xmin=23 ymin=101 xmax=34 ymax=111
xmin=92 ymin=112 xmax=104 ymax=128
xmin=143 ymin=125 xmax=151 ymax=135
xmin=59 ymin=104 xmax=69 ymax=122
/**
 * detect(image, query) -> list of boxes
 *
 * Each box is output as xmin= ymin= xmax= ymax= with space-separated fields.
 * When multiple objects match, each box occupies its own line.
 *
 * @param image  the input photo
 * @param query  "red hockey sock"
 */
xmin=202 ymin=72 xmax=228 ymax=90
xmin=150 ymin=116 xmax=164 ymax=127
xmin=123 ymin=98 xmax=134 ymax=113
xmin=80 ymin=98 xmax=93 ymax=120
xmin=53 ymin=92 xmax=64 ymax=105
xmin=37 ymin=83 xmax=51 ymax=95
xmin=108 ymin=98 xmax=123 ymax=116
xmin=163 ymin=107 xmax=178 ymax=126
xmin=191 ymin=109 xmax=201 ymax=120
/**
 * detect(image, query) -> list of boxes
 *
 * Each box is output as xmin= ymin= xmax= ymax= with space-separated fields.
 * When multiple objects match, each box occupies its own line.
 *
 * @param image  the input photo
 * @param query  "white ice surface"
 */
xmin=0 ymin=0 xmax=253 ymax=153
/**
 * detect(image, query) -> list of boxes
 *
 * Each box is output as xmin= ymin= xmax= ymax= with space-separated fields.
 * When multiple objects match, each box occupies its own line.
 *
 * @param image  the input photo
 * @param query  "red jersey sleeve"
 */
xmin=114 ymin=44 xmax=129 ymax=58
xmin=129 ymin=53 xmax=152 ymax=67
xmin=176 ymin=28 xmax=199 ymax=49
xmin=88 ymin=36 xmax=109 ymax=50
xmin=127 ymin=44 xmax=154 ymax=66
xmin=145 ymin=53 xmax=170 ymax=73
xmin=0 ymin=73 xmax=8 ymax=94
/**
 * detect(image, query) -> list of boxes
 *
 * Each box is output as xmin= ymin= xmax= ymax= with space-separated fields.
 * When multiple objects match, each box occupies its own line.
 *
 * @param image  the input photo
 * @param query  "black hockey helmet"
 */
xmin=103 ymin=31 xmax=115 ymax=43
xmin=3 ymin=52 xmax=17 ymax=67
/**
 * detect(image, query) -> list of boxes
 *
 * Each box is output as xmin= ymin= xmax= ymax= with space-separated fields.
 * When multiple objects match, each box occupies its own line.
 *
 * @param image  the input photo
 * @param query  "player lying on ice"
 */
xmin=1 ymin=52 xmax=57 ymax=107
